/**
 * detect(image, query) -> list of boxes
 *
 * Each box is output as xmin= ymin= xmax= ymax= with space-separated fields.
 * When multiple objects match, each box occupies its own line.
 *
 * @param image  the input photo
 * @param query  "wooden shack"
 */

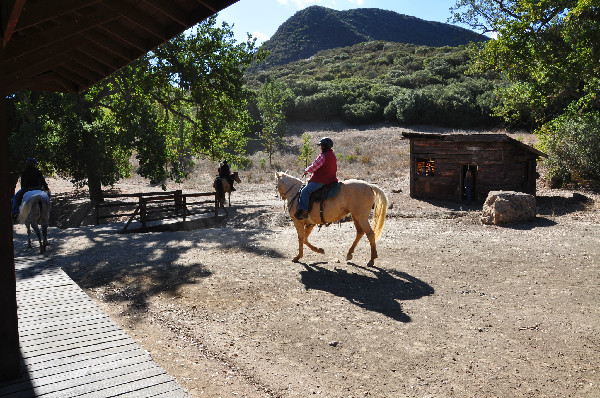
xmin=402 ymin=132 xmax=547 ymax=203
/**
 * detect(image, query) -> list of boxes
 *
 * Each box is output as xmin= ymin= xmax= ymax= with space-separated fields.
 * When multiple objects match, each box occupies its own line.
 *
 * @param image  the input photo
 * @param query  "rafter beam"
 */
xmin=5 ymin=11 xmax=118 ymax=61
xmin=5 ymin=35 xmax=89 ymax=79
xmin=103 ymin=0 xmax=168 ymax=41
xmin=195 ymin=0 xmax=218 ymax=13
xmin=144 ymin=0 xmax=190 ymax=28
xmin=78 ymin=43 xmax=122 ymax=72
xmin=13 ymin=0 xmax=102 ymax=32
xmin=2 ymin=0 xmax=26 ymax=45
xmin=83 ymin=29 xmax=132 ymax=61
xmin=100 ymin=22 xmax=148 ymax=52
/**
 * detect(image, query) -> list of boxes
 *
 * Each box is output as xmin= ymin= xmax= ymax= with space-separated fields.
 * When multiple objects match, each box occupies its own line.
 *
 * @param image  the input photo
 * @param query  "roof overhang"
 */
xmin=1 ymin=0 xmax=239 ymax=93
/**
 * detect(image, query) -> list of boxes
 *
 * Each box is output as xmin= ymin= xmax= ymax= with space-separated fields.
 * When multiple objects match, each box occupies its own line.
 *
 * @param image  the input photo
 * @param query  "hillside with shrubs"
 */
xmin=246 ymin=40 xmax=505 ymax=129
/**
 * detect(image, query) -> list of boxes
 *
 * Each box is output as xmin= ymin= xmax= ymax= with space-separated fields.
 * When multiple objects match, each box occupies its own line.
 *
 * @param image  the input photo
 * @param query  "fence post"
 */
xmin=140 ymin=197 xmax=147 ymax=232
xmin=182 ymin=195 xmax=187 ymax=223
xmin=175 ymin=189 xmax=182 ymax=215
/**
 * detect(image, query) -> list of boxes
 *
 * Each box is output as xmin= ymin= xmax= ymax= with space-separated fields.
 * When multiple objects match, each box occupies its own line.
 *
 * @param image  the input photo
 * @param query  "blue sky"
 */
xmin=215 ymin=0 xmax=468 ymax=45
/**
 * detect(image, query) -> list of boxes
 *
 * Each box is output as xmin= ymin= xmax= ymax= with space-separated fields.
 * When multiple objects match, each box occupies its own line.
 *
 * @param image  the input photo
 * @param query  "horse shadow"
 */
xmin=300 ymin=262 xmax=434 ymax=323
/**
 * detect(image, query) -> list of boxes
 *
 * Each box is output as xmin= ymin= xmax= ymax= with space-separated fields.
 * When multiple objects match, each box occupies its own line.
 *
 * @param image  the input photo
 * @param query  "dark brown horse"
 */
xmin=213 ymin=171 xmax=241 ymax=208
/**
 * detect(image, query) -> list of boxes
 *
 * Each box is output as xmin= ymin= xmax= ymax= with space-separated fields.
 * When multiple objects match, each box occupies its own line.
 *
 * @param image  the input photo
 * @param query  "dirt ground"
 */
xmin=12 ymin=124 xmax=600 ymax=398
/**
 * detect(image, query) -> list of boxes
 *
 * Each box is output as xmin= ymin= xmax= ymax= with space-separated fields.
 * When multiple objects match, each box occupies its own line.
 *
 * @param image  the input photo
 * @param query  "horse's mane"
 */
xmin=276 ymin=171 xmax=302 ymax=183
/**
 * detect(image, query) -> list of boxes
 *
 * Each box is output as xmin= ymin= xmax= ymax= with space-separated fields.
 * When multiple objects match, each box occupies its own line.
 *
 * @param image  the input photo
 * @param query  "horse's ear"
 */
xmin=275 ymin=171 xmax=281 ymax=178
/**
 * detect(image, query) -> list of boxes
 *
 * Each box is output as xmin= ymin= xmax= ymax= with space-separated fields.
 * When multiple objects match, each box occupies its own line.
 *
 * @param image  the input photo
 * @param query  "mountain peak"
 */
xmin=258 ymin=6 xmax=487 ymax=69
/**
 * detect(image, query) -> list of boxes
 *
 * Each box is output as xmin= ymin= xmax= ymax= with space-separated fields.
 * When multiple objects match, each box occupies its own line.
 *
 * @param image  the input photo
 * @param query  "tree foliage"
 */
xmin=451 ymin=0 xmax=600 ymax=184
xmin=256 ymin=80 xmax=293 ymax=166
xmin=9 ymin=17 xmax=263 ymax=199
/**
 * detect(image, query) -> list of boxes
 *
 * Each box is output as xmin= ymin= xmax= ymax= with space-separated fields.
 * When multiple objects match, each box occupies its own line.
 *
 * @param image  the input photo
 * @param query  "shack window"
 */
xmin=416 ymin=159 xmax=435 ymax=176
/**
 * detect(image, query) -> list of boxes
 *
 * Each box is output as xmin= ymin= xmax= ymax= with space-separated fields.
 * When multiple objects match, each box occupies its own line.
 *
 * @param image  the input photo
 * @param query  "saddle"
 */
xmin=306 ymin=182 xmax=342 ymax=224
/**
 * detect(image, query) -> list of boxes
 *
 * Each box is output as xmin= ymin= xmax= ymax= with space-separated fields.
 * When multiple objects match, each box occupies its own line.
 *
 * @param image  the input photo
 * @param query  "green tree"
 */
xmin=451 ymin=0 xmax=600 ymax=184
xmin=298 ymin=133 xmax=315 ymax=169
xmin=256 ymin=79 xmax=293 ymax=166
xmin=9 ymin=17 xmax=264 ymax=199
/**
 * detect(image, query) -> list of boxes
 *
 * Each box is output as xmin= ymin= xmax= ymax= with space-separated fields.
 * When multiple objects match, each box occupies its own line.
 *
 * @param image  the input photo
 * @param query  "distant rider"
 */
xmin=218 ymin=159 xmax=235 ymax=191
xmin=13 ymin=158 xmax=50 ymax=219
xmin=294 ymin=137 xmax=338 ymax=220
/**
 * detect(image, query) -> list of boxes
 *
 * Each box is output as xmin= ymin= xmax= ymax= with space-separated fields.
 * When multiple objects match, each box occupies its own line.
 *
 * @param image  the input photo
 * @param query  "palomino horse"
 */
xmin=276 ymin=172 xmax=388 ymax=266
xmin=213 ymin=171 xmax=241 ymax=207
xmin=18 ymin=190 xmax=51 ymax=254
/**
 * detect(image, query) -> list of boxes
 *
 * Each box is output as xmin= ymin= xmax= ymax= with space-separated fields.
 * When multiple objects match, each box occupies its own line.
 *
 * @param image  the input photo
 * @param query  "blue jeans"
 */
xmin=12 ymin=189 xmax=22 ymax=216
xmin=299 ymin=182 xmax=324 ymax=211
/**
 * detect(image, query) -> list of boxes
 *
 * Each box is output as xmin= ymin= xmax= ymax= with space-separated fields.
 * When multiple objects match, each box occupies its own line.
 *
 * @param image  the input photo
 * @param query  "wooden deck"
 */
xmin=0 ymin=256 xmax=189 ymax=398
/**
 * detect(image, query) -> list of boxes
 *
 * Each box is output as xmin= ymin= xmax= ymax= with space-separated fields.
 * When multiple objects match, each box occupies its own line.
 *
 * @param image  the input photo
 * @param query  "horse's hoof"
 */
xmin=346 ymin=254 xmax=353 ymax=261
xmin=317 ymin=248 xmax=325 ymax=254
xmin=367 ymin=259 xmax=375 ymax=267
xmin=292 ymin=256 xmax=301 ymax=263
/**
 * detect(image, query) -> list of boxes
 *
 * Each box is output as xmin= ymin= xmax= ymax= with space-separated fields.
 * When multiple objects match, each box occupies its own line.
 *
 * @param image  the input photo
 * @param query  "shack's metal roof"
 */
xmin=401 ymin=131 xmax=547 ymax=158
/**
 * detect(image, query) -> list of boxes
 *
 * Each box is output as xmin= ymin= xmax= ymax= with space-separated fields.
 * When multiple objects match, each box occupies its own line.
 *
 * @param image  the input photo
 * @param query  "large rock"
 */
xmin=481 ymin=191 xmax=536 ymax=225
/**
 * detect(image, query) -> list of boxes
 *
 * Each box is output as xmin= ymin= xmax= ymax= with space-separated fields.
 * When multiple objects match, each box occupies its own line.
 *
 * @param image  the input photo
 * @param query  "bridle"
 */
xmin=279 ymin=181 xmax=301 ymax=210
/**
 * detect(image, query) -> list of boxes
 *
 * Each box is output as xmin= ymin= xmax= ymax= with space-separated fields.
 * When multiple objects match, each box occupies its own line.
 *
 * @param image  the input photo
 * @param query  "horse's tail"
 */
xmin=18 ymin=193 xmax=50 ymax=224
xmin=369 ymin=184 xmax=388 ymax=241
xmin=18 ymin=195 xmax=38 ymax=224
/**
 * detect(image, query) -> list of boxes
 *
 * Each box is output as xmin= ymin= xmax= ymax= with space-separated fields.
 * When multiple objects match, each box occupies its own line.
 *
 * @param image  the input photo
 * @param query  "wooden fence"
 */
xmin=94 ymin=190 xmax=220 ymax=232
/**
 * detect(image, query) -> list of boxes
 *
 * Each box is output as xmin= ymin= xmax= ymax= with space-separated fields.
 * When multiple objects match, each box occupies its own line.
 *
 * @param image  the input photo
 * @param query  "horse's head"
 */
xmin=232 ymin=171 xmax=241 ymax=183
xmin=275 ymin=171 xmax=301 ymax=199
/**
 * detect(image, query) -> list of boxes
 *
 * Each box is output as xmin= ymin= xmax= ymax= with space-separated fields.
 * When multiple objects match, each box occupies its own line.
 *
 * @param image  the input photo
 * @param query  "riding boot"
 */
xmin=294 ymin=208 xmax=307 ymax=220
xmin=230 ymin=184 xmax=236 ymax=192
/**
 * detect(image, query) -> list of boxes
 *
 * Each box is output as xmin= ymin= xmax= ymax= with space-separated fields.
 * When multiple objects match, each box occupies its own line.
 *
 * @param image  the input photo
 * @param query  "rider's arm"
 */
xmin=304 ymin=153 xmax=325 ymax=175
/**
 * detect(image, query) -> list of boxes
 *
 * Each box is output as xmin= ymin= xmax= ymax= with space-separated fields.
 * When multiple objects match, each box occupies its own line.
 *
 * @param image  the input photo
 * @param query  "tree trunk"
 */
xmin=79 ymin=94 xmax=104 ymax=202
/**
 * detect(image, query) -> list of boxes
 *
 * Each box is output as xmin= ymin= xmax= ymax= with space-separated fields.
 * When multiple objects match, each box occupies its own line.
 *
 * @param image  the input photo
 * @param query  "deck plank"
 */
xmin=0 ymin=256 xmax=189 ymax=398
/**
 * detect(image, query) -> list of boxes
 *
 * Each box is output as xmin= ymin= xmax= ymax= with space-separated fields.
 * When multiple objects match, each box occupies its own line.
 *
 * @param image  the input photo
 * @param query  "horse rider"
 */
xmin=218 ymin=159 xmax=235 ymax=191
xmin=13 ymin=158 xmax=50 ymax=220
xmin=294 ymin=137 xmax=338 ymax=220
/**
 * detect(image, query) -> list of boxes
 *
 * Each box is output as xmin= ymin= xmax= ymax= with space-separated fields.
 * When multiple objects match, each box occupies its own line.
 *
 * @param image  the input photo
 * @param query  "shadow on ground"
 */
xmin=300 ymin=262 xmax=434 ymax=323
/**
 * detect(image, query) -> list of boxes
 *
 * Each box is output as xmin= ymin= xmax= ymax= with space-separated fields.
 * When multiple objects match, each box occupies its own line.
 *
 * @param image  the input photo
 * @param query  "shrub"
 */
xmin=537 ymin=111 xmax=600 ymax=186
xmin=341 ymin=100 xmax=382 ymax=124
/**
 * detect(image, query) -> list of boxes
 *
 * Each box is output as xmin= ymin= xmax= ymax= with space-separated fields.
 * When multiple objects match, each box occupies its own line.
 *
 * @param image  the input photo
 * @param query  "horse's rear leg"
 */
xmin=349 ymin=217 xmax=378 ymax=266
xmin=347 ymin=218 xmax=364 ymax=261
xmin=31 ymin=223 xmax=42 ymax=252
xmin=303 ymin=224 xmax=324 ymax=254
xmin=25 ymin=223 xmax=33 ymax=248
xmin=41 ymin=224 xmax=48 ymax=253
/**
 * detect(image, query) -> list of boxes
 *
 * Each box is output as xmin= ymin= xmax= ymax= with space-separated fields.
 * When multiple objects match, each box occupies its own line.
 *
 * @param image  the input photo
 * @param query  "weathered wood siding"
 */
xmin=408 ymin=136 xmax=542 ymax=201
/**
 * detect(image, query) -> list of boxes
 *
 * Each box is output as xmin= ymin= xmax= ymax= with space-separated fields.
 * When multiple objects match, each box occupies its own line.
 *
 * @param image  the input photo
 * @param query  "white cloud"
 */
xmin=276 ymin=0 xmax=326 ymax=9
xmin=251 ymin=31 xmax=271 ymax=43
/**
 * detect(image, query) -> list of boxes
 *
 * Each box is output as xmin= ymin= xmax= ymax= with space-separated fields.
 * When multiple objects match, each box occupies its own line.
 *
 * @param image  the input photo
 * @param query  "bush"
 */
xmin=385 ymin=88 xmax=435 ymax=125
xmin=537 ymin=111 xmax=600 ymax=186
xmin=341 ymin=100 xmax=382 ymax=124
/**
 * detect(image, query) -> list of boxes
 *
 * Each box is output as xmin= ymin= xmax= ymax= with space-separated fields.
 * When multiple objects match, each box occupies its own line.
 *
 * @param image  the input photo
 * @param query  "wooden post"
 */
xmin=0 ymin=45 xmax=22 ymax=380
xmin=174 ymin=189 xmax=182 ymax=215
xmin=140 ymin=197 xmax=147 ymax=232
xmin=182 ymin=195 xmax=187 ymax=223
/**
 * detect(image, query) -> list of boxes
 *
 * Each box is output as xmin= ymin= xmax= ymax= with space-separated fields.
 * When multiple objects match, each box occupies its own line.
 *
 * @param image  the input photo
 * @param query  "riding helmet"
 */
xmin=26 ymin=158 xmax=37 ymax=167
xmin=318 ymin=137 xmax=333 ymax=150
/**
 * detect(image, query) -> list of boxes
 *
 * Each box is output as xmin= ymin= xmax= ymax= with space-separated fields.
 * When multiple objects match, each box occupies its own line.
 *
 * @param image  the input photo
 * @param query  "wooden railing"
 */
xmin=94 ymin=190 xmax=220 ymax=232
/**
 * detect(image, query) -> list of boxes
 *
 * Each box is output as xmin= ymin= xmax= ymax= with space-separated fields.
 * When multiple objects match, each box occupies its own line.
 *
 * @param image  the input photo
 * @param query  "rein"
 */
xmin=281 ymin=182 xmax=301 ymax=210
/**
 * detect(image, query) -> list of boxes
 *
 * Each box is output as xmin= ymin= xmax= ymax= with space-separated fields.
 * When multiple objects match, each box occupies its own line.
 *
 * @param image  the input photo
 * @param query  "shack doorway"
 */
xmin=462 ymin=165 xmax=477 ymax=203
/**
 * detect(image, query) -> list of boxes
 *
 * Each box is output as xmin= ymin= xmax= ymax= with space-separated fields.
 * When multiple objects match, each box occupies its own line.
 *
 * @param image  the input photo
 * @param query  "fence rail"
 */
xmin=94 ymin=190 xmax=219 ymax=232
